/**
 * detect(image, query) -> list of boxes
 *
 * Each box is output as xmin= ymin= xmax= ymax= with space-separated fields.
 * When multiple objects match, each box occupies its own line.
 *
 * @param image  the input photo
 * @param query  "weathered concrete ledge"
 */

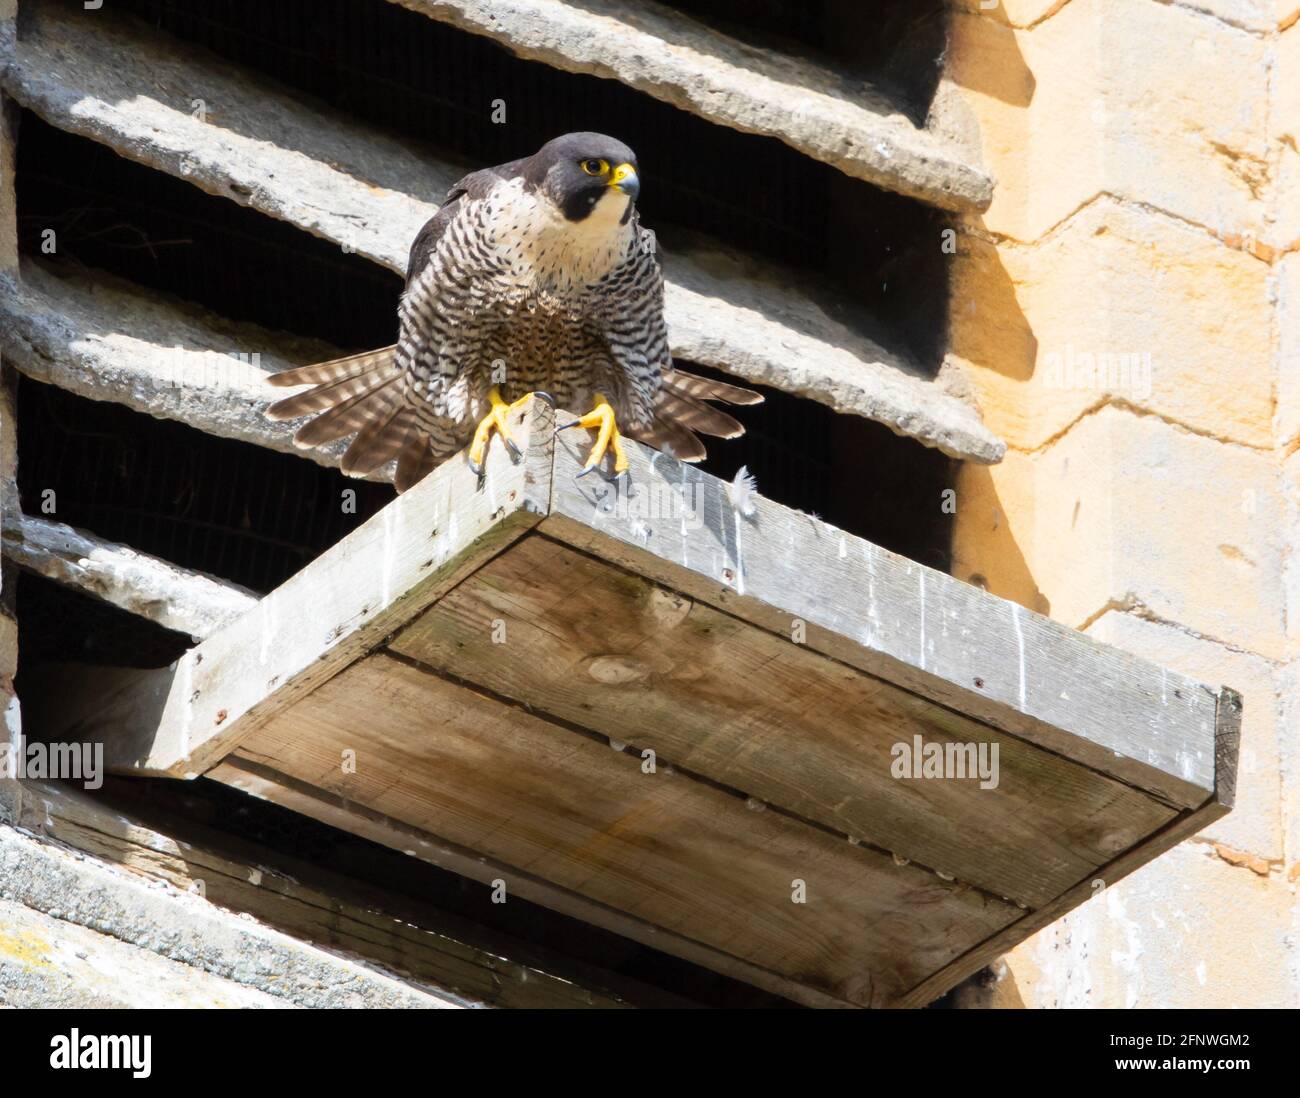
xmin=0 ymin=779 xmax=644 ymax=1007
xmin=0 ymin=788 xmax=475 ymax=1007
xmin=3 ymin=513 xmax=257 ymax=640
xmin=390 ymin=0 xmax=995 ymax=212
xmin=0 ymin=897 xmax=290 ymax=1007
xmin=0 ymin=263 xmax=373 ymax=472
xmin=3 ymin=0 xmax=1005 ymax=464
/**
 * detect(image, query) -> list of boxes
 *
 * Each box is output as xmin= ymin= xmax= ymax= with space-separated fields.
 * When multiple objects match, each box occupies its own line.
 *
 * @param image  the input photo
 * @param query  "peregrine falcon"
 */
xmin=265 ymin=132 xmax=761 ymax=492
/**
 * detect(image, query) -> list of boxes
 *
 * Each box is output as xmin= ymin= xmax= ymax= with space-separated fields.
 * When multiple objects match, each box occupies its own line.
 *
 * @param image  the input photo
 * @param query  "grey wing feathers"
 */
xmin=265 ymin=345 xmax=417 ymax=477
xmin=627 ymin=368 xmax=765 ymax=463
xmin=265 ymin=346 xmax=397 ymax=396
xmin=664 ymin=370 xmax=764 ymax=407
xmin=263 ymin=172 xmax=499 ymax=489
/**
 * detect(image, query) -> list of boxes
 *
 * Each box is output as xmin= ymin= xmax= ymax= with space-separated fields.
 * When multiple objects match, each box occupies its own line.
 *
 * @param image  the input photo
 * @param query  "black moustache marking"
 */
xmin=560 ymin=187 xmax=602 ymax=222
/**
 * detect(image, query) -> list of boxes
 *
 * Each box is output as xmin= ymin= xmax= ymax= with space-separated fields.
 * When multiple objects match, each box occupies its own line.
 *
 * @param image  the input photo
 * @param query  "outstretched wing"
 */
xmin=264 ymin=171 xmax=508 ymax=491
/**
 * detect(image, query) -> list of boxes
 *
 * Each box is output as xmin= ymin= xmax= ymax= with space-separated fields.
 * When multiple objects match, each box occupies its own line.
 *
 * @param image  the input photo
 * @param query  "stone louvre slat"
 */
xmin=390 ymin=0 xmax=996 ymax=213
xmin=2 ymin=512 xmax=258 ymax=641
xmin=1 ymin=0 xmax=1005 ymax=464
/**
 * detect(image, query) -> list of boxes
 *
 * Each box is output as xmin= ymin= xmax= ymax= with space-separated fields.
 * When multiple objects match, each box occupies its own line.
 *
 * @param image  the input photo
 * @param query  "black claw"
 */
xmin=504 ymin=436 xmax=523 ymax=463
xmin=467 ymin=456 xmax=485 ymax=480
xmin=575 ymin=464 xmax=598 ymax=479
xmin=555 ymin=419 xmax=583 ymax=434
xmin=531 ymin=391 xmax=557 ymax=407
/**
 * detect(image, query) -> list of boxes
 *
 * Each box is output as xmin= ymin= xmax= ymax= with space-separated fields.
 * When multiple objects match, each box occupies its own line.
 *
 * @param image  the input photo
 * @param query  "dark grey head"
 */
xmin=523 ymin=132 xmax=641 ymax=222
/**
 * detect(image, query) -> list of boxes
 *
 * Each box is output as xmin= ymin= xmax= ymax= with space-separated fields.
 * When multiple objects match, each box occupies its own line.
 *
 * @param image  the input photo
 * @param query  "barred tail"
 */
xmin=266 ymin=346 xmax=437 ymax=491
xmin=628 ymin=368 xmax=764 ymax=462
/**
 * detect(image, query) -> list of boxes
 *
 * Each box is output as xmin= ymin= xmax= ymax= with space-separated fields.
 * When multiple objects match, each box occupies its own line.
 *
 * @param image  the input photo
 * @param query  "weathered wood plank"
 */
xmin=231 ymin=651 xmax=1021 ymax=1007
xmin=31 ymin=398 xmax=554 ymax=776
xmin=896 ymin=686 xmax=1241 ymax=1007
xmin=0 ymin=778 xmax=639 ymax=1008
xmin=210 ymin=755 xmax=852 ymax=1009
xmin=390 ymin=534 xmax=1179 ymax=909
xmin=3 ymin=0 xmax=1005 ymax=463
xmin=540 ymin=433 xmax=1220 ymax=809
xmin=15 ymin=388 xmax=1229 ymax=1007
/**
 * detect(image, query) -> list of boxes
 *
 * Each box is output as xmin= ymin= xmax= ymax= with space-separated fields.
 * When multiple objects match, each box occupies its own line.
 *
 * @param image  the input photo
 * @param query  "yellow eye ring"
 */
xmin=580 ymin=158 xmax=610 ymax=176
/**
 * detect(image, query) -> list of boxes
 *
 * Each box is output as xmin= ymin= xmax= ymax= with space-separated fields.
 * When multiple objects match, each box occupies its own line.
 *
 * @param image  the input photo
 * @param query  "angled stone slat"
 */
xmin=2 ymin=513 xmax=257 ymax=641
xmin=0 ymin=263 xmax=362 ymax=469
xmin=391 ymin=0 xmax=995 ymax=212
xmin=2 ymin=0 xmax=1005 ymax=463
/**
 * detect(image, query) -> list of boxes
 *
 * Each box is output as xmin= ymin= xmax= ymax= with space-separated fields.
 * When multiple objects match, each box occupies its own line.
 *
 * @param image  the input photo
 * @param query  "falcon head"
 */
xmin=525 ymin=132 xmax=641 ymax=226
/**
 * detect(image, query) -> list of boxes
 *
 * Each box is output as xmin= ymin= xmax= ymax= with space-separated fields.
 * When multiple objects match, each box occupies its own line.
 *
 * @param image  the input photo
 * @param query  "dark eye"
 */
xmin=580 ymin=158 xmax=609 ymax=176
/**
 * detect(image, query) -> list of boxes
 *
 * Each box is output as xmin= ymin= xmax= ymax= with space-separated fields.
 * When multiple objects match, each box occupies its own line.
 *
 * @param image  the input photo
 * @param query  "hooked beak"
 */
xmin=609 ymin=162 xmax=640 ymax=200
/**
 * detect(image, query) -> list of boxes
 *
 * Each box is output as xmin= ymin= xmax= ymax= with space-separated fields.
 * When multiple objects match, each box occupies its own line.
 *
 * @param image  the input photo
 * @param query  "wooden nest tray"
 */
xmin=36 ymin=398 xmax=1239 ymax=1007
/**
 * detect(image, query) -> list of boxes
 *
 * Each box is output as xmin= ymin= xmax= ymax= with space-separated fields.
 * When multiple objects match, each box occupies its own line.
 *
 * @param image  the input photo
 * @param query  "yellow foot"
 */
xmin=467 ymin=387 xmax=537 ymax=477
xmin=557 ymin=393 xmax=631 ymax=488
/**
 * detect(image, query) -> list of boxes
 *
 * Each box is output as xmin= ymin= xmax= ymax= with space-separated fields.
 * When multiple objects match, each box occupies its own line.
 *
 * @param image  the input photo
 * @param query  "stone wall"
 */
xmin=947 ymin=0 xmax=1299 ymax=1006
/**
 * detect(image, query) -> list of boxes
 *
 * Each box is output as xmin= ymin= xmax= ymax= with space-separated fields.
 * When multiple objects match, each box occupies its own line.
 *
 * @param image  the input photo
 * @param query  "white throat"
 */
xmin=491 ymin=179 xmax=634 ymax=290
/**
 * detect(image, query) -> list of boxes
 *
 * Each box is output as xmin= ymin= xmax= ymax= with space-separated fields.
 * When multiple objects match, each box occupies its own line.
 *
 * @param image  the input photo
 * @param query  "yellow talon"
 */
xmin=467 ymin=386 xmax=530 ymax=476
xmin=562 ymin=393 xmax=629 ymax=477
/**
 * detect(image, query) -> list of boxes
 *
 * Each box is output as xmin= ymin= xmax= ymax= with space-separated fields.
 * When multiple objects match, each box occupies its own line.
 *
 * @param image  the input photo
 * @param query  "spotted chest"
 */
xmin=397 ymin=177 xmax=667 ymax=436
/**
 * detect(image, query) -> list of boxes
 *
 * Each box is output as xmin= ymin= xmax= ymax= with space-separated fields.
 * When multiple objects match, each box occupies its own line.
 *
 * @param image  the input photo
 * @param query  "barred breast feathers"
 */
xmin=264 ymin=144 xmax=762 ymax=494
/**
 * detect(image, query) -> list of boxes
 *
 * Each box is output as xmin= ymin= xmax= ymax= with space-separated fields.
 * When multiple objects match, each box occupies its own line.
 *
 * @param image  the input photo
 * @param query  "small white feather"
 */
xmin=727 ymin=465 xmax=758 ymax=517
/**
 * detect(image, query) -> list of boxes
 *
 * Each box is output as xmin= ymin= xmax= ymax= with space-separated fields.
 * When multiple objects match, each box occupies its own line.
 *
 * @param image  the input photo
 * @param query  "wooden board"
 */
xmin=390 ymin=534 xmax=1177 ymax=910
xmin=31 ymin=397 xmax=553 ymax=778
xmin=27 ymin=398 xmax=1237 ymax=1006
xmin=209 ymin=755 xmax=856 ymax=1009
xmin=0 ymin=778 xmax=649 ymax=1008
xmin=542 ymin=434 xmax=1219 ymax=809
xmin=230 ymin=653 xmax=1019 ymax=1008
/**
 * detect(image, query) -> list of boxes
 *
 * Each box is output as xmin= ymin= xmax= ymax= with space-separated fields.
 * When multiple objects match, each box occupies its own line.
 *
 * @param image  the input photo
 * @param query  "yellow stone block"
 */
xmin=1173 ymin=0 xmax=1283 ymax=29
xmin=1272 ymin=24 xmax=1300 ymax=254
xmin=1279 ymin=254 xmax=1300 ymax=453
xmin=954 ymin=406 xmax=1285 ymax=659
xmin=1277 ymin=660 xmax=1300 ymax=885
xmin=950 ymin=199 xmax=1275 ymax=450
xmin=1001 ymin=843 xmax=1298 ymax=1007
xmin=1284 ymin=449 xmax=1300 ymax=654
xmin=952 ymin=449 xmax=1049 ymax=614
xmin=948 ymin=0 xmax=1270 ymax=243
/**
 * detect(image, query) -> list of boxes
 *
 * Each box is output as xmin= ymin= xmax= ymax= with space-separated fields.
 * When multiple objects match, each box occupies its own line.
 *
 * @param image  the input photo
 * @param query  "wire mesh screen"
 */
xmin=16 ymin=572 xmax=194 ymax=669
xmin=17 ymin=379 xmax=396 ymax=596
xmin=18 ymin=118 xmax=402 ymax=350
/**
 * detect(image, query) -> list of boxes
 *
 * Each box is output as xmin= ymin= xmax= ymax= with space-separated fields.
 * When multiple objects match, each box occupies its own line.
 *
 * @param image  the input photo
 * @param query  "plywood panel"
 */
xmin=34 ymin=398 xmax=554 ymax=777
